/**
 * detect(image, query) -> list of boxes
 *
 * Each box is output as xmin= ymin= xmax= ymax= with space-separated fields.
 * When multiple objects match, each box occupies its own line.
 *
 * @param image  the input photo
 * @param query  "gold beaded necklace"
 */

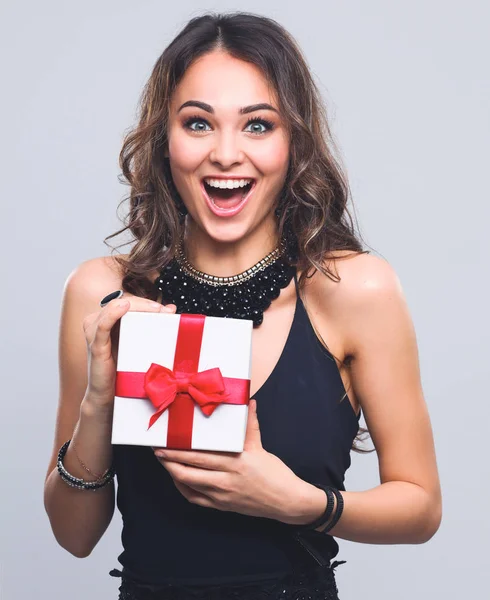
xmin=155 ymin=239 xmax=295 ymax=327
xmin=174 ymin=240 xmax=284 ymax=287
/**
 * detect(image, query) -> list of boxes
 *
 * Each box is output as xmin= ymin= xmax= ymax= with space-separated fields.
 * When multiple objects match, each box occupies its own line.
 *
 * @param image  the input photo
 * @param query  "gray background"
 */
xmin=1 ymin=1 xmax=488 ymax=598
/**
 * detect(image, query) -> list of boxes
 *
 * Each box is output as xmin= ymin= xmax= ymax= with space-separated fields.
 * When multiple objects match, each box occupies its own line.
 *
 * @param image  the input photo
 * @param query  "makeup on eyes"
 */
xmin=182 ymin=114 xmax=276 ymax=134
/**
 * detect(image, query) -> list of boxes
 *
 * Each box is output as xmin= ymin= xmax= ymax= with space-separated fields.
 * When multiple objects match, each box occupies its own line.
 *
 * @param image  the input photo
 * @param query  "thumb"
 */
xmin=244 ymin=399 xmax=262 ymax=449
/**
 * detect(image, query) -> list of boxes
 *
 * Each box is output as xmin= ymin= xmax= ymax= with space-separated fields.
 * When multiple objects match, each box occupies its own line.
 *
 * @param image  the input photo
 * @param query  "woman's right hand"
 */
xmin=82 ymin=294 xmax=176 ymax=408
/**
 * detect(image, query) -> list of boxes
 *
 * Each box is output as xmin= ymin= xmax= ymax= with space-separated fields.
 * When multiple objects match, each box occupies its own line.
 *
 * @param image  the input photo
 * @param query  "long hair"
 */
xmin=104 ymin=11 xmax=374 ymax=453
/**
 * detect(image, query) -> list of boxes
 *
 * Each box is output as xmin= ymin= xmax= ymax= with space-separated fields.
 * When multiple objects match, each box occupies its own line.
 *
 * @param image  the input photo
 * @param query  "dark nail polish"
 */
xmin=100 ymin=290 xmax=124 ymax=307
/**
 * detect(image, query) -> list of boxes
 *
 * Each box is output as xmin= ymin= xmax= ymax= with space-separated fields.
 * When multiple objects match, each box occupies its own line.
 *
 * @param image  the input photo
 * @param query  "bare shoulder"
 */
xmin=304 ymin=251 xmax=405 ymax=358
xmin=329 ymin=252 xmax=410 ymax=357
xmin=63 ymin=253 xmax=167 ymax=313
xmin=329 ymin=252 xmax=401 ymax=301
xmin=65 ymin=254 xmax=127 ymax=297
xmin=57 ymin=255 xmax=131 ymax=331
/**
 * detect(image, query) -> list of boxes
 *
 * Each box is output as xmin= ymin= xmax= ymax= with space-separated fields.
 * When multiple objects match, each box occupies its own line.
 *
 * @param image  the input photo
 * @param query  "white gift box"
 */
xmin=111 ymin=312 xmax=253 ymax=452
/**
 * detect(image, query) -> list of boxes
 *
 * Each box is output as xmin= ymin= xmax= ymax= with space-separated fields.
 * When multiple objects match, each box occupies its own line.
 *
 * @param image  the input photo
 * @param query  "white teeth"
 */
xmin=204 ymin=178 xmax=253 ymax=189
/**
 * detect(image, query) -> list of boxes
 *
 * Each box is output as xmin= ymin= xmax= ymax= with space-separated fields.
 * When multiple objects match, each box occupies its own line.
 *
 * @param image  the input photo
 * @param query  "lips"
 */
xmin=200 ymin=179 xmax=257 ymax=218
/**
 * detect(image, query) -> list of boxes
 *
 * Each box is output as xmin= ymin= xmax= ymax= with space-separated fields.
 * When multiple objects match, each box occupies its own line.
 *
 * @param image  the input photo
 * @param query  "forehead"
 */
xmin=170 ymin=51 xmax=278 ymax=112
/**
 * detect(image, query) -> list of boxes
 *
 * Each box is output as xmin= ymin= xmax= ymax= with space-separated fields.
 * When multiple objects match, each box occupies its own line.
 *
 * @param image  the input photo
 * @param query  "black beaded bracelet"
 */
xmin=296 ymin=483 xmax=336 ymax=532
xmin=57 ymin=440 xmax=115 ymax=491
xmin=322 ymin=487 xmax=344 ymax=533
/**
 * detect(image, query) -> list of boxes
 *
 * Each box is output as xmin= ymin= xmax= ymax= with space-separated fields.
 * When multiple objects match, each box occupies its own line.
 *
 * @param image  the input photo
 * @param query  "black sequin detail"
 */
xmin=109 ymin=561 xmax=345 ymax=599
xmin=154 ymin=256 xmax=296 ymax=327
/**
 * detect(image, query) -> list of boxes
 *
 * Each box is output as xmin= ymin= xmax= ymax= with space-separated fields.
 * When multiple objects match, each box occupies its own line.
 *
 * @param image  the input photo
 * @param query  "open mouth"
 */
xmin=201 ymin=179 xmax=256 ymax=217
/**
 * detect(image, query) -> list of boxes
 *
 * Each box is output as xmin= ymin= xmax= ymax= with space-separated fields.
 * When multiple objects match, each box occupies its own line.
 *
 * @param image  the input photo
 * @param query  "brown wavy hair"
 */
xmin=104 ymin=11 xmax=374 ymax=453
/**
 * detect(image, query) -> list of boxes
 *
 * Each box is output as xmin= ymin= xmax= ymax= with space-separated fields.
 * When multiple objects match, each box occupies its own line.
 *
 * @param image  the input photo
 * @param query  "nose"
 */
xmin=209 ymin=128 xmax=244 ymax=168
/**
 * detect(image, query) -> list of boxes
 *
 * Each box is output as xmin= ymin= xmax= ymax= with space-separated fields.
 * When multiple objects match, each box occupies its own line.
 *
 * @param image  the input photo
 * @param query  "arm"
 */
xmin=297 ymin=256 xmax=442 ymax=543
xmin=148 ymin=255 xmax=442 ymax=544
xmin=44 ymin=400 xmax=115 ymax=558
xmin=44 ymin=259 xmax=119 ymax=558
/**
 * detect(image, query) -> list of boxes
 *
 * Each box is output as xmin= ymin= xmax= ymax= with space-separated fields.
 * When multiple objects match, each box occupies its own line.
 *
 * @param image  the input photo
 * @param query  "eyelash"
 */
xmin=182 ymin=115 xmax=275 ymax=135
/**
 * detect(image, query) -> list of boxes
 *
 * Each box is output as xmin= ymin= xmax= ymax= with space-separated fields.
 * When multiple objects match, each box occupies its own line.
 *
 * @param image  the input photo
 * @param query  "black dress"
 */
xmin=109 ymin=276 xmax=361 ymax=599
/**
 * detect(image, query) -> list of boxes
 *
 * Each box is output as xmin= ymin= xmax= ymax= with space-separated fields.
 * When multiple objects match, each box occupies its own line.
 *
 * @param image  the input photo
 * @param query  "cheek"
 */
xmin=168 ymin=131 xmax=206 ymax=174
xmin=251 ymin=138 xmax=289 ymax=178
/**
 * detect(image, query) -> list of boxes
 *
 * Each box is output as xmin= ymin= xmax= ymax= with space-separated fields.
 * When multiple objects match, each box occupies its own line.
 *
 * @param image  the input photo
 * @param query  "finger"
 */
xmin=110 ymin=317 xmax=121 ymax=361
xmin=123 ymin=298 xmax=170 ymax=313
xmin=160 ymin=460 xmax=228 ymax=491
xmin=93 ymin=296 xmax=166 ymax=346
xmin=100 ymin=291 xmax=168 ymax=313
xmin=161 ymin=303 xmax=177 ymax=314
xmin=244 ymin=399 xmax=262 ymax=449
xmin=123 ymin=298 xmax=175 ymax=314
xmin=173 ymin=480 xmax=216 ymax=508
xmin=251 ymin=399 xmax=260 ymax=431
xmin=154 ymin=448 xmax=234 ymax=471
xmin=87 ymin=299 xmax=131 ymax=353
xmin=100 ymin=290 xmax=124 ymax=307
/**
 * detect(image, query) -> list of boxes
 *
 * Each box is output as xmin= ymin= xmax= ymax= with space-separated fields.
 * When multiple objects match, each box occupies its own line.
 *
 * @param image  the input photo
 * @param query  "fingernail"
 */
xmin=155 ymin=451 xmax=167 ymax=458
xmin=160 ymin=306 xmax=173 ymax=313
xmin=100 ymin=290 xmax=124 ymax=307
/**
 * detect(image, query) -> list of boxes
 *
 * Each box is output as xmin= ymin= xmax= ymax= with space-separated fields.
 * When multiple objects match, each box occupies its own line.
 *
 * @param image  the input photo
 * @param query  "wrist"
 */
xmin=315 ymin=494 xmax=338 ymax=532
xmin=280 ymin=480 xmax=328 ymax=526
xmin=58 ymin=440 xmax=115 ymax=490
xmin=60 ymin=402 xmax=114 ymax=486
xmin=81 ymin=393 xmax=114 ymax=424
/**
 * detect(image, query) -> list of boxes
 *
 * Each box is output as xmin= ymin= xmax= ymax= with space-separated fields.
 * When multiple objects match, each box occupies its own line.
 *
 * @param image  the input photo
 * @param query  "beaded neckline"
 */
xmin=154 ymin=243 xmax=296 ymax=327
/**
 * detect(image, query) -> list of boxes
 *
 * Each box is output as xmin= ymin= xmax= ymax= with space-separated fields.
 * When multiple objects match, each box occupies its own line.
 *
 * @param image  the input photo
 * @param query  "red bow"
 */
xmin=144 ymin=363 xmax=230 ymax=429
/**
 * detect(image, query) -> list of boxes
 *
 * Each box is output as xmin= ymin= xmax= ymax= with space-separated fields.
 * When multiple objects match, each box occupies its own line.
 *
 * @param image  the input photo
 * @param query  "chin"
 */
xmin=193 ymin=217 xmax=258 ymax=245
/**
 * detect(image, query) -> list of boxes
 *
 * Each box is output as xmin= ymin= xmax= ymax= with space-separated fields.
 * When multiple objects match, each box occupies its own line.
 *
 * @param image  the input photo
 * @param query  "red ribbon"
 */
xmin=115 ymin=314 xmax=250 ymax=448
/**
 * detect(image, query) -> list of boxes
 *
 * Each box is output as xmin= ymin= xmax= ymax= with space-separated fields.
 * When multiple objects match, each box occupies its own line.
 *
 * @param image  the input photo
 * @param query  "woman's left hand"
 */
xmin=152 ymin=400 xmax=314 ymax=523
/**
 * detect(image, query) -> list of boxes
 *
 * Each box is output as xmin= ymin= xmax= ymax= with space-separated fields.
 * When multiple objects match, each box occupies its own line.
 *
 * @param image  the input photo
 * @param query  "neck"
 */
xmin=182 ymin=220 xmax=280 ymax=277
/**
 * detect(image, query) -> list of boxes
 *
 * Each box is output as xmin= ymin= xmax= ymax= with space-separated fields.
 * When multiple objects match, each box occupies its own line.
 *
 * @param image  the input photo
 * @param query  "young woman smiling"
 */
xmin=44 ymin=11 xmax=442 ymax=600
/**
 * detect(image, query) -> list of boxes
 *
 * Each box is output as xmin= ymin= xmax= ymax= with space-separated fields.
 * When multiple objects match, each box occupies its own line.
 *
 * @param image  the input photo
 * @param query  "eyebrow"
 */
xmin=177 ymin=100 xmax=279 ymax=115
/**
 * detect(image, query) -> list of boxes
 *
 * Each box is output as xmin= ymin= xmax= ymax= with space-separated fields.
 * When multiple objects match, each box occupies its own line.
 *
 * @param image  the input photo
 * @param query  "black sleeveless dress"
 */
xmin=110 ymin=277 xmax=361 ymax=599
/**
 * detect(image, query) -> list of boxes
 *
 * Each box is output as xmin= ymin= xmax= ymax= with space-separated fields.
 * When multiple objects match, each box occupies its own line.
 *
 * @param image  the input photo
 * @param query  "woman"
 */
xmin=44 ymin=11 xmax=442 ymax=600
